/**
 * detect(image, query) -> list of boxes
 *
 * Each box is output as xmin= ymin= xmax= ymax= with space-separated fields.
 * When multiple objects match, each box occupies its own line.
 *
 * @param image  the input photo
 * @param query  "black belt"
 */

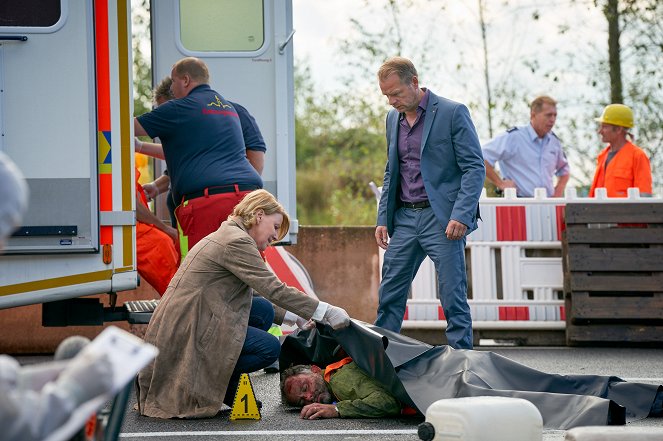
xmin=181 ymin=184 xmax=259 ymax=202
xmin=401 ymin=200 xmax=430 ymax=209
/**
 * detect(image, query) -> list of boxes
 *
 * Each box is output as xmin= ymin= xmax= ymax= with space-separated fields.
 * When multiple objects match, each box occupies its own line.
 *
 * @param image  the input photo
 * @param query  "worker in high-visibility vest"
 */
xmin=589 ymin=104 xmax=652 ymax=197
xmin=135 ymin=168 xmax=179 ymax=296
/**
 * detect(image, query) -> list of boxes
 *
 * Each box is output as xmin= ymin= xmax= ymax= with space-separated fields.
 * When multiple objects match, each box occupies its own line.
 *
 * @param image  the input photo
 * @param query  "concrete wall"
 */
xmin=288 ymin=226 xmax=379 ymax=323
xmin=0 ymin=227 xmax=379 ymax=353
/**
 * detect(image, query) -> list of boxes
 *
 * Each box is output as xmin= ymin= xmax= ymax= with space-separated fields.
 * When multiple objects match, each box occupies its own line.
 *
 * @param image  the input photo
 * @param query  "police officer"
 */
xmin=483 ymin=96 xmax=570 ymax=197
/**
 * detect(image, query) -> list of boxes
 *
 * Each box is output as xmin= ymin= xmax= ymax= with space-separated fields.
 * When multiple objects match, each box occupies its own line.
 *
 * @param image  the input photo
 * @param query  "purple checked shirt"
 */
xmin=398 ymin=89 xmax=429 ymax=204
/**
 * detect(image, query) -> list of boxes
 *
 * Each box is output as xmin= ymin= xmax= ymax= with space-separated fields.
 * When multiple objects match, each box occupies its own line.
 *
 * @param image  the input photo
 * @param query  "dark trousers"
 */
xmin=223 ymin=296 xmax=279 ymax=406
xmin=376 ymin=206 xmax=473 ymax=349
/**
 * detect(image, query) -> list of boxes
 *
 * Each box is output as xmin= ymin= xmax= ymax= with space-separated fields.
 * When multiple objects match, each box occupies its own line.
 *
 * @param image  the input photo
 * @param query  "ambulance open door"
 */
xmin=150 ymin=0 xmax=299 ymax=243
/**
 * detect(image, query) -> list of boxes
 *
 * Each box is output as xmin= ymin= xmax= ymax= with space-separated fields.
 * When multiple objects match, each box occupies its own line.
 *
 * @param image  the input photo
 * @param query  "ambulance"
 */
xmin=0 ymin=0 xmax=298 ymax=323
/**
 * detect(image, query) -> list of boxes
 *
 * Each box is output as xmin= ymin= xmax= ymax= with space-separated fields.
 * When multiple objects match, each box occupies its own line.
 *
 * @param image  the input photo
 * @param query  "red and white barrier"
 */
xmin=372 ymin=186 xmax=663 ymax=330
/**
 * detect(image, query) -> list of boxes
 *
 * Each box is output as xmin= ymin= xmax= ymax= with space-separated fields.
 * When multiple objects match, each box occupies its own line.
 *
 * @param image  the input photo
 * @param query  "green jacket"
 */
xmin=326 ymin=362 xmax=401 ymax=418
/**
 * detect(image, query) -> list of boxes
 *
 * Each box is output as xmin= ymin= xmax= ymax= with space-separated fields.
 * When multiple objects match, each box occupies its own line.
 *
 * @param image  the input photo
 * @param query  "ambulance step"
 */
xmin=124 ymin=300 xmax=160 ymax=324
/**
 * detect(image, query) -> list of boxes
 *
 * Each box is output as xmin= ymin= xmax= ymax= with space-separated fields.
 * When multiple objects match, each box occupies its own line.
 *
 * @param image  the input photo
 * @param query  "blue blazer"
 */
xmin=377 ymin=91 xmax=485 ymax=236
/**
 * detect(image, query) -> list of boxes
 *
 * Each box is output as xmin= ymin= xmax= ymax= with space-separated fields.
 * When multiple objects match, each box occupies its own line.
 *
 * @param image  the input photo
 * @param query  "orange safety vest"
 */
xmin=323 ymin=357 xmax=353 ymax=383
xmin=589 ymin=141 xmax=652 ymax=197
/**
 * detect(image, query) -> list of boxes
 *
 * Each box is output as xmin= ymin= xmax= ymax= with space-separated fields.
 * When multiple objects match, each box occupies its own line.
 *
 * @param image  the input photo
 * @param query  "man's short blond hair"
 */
xmin=530 ymin=96 xmax=557 ymax=113
xmin=231 ymin=189 xmax=290 ymax=241
xmin=172 ymin=57 xmax=210 ymax=84
xmin=377 ymin=56 xmax=418 ymax=84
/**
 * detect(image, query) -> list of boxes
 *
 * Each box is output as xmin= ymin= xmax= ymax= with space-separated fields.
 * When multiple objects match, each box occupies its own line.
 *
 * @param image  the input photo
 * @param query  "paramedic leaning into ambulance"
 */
xmin=134 ymin=57 xmax=263 ymax=254
xmin=589 ymin=104 xmax=653 ymax=197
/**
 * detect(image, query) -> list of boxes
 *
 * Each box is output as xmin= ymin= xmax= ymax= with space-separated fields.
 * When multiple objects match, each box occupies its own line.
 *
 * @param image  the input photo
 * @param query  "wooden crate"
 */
xmin=562 ymin=203 xmax=663 ymax=345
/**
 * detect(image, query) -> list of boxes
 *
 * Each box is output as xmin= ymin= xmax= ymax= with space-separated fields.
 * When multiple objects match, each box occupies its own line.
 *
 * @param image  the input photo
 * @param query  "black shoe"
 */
xmin=263 ymin=359 xmax=279 ymax=374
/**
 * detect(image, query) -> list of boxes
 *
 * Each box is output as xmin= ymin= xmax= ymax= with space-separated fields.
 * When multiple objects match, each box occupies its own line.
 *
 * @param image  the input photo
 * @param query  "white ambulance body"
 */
xmin=0 ymin=0 xmax=297 ymax=316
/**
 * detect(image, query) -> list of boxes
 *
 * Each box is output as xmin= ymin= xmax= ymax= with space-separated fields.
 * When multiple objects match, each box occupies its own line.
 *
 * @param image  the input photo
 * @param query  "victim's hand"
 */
xmin=300 ymin=403 xmax=339 ymax=419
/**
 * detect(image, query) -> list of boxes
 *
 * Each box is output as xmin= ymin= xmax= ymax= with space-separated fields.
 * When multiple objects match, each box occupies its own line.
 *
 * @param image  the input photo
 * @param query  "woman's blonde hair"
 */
xmin=231 ymin=189 xmax=290 ymax=241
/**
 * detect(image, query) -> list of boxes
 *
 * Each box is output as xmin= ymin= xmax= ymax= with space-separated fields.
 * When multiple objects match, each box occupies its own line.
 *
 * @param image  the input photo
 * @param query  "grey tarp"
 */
xmin=279 ymin=320 xmax=661 ymax=430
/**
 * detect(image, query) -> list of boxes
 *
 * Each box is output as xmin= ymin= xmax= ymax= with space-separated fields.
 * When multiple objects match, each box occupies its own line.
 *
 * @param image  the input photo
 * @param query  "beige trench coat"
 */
xmin=137 ymin=219 xmax=319 ymax=418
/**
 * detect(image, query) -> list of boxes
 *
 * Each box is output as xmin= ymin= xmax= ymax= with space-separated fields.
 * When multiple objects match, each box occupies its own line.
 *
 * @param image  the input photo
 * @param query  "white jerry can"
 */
xmin=417 ymin=396 xmax=543 ymax=441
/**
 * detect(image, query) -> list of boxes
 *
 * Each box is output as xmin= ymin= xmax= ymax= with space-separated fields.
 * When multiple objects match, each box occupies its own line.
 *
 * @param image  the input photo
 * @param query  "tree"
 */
xmin=595 ymin=0 xmax=663 ymax=190
xmin=295 ymin=0 xmax=444 ymax=225
xmin=478 ymin=0 xmax=494 ymax=138
xmin=294 ymin=63 xmax=387 ymax=225
xmin=604 ymin=0 xmax=623 ymax=103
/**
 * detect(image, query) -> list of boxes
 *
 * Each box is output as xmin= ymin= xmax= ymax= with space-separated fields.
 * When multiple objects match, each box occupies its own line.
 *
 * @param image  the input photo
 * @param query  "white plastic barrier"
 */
xmin=371 ymin=184 xmax=663 ymax=330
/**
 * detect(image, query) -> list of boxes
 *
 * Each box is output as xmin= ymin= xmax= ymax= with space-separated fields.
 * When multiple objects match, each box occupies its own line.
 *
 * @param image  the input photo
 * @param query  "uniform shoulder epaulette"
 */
xmin=506 ymin=127 xmax=518 ymax=133
xmin=550 ymin=131 xmax=561 ymax=141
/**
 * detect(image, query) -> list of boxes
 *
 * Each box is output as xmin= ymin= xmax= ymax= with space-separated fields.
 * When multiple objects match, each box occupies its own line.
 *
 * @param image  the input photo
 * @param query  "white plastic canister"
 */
xmin=418 ymin=396 xmax=543 ymax=441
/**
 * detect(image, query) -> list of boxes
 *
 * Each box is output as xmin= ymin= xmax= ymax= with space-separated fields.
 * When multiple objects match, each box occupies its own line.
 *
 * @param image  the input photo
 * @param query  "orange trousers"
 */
xmin=136 ymin=221 xmax=179 ymax=296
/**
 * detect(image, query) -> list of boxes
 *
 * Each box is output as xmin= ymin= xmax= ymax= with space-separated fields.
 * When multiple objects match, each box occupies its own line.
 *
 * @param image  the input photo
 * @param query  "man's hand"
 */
xmin=498 ymin=179 xmax=517 ymax=190
xmin=300 ymin=403 xmax=339 ymax=419
xmin=164 ymin=225 xmax=179 ymax=244
xmin=142 ymin=182 xmax=159 ymax=201
xmin=375 ymin=226 xmax=389 ymax=250
xmin=445 ymin=220 xmax=467 ymax=241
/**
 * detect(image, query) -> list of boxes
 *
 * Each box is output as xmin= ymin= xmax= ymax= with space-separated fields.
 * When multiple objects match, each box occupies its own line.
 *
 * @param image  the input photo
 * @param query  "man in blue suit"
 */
xmin=374 ymin=57 xmax=485 ymax=349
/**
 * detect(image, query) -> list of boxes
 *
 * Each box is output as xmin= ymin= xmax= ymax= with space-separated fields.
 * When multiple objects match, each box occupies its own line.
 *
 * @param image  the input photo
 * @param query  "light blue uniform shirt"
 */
xmin=482 ymin=123 xmax=569 ymax=197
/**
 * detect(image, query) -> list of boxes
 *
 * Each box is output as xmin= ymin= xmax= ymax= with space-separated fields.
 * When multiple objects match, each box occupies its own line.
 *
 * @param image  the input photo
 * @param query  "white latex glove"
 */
xmin=57 ymin=351 xmax=113 ymax=405
xmin=296 ymin=316 xmax=316 ymax=330
xmin=320 ymin=305 xmax=351 ymax=330
xmin=134 ymin=137 xmax=144 ymax=153
xmin=283 ymin=311 xmax=316 ymax=330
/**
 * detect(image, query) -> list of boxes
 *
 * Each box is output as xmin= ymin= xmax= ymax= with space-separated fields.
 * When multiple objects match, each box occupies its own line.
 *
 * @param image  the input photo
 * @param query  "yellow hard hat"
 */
xmin=595 ymin=104 xmax=634 ymax=128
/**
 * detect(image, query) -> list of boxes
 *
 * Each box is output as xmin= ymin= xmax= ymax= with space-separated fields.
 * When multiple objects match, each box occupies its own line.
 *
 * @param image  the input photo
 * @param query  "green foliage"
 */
xmin=295 ymin=64 xmax=386 ymax=225
xmin=132 ymin=0 xmax=152 ymax=116
xmin=618 ymin=0 xmax=663 ymax=191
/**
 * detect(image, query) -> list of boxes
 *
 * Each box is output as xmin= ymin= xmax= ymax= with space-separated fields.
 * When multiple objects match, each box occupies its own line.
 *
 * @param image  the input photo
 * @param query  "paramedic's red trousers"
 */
xmin=175 ymin=188 xmax=254 ymax=258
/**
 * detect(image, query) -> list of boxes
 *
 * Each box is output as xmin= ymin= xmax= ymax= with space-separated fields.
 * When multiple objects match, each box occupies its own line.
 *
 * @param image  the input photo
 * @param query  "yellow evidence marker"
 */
xmin=230 ymin=373 xmax=261 ymax=420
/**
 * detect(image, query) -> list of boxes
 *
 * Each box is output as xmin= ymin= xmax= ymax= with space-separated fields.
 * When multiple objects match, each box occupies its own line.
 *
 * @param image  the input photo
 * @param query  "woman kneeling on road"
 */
xmin=137 ymin=189 xmax=350 ymax=418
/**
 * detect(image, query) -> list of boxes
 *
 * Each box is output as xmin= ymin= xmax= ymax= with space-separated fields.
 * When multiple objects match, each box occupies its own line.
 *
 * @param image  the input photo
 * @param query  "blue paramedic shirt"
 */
xmin=137 ymin=84 xmax=263 ymax=202
xmin=230 ymin=102 xmax=267 ymax=153
xmin=482 ymin=123 xmax=569 ymax=197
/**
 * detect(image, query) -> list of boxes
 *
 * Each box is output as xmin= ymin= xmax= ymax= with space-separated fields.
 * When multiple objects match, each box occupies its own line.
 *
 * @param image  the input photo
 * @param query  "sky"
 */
xmin=291 ymin=0 xmax=610 ymax=185
xmin=291 ymin=0 xmax=605 ymax=106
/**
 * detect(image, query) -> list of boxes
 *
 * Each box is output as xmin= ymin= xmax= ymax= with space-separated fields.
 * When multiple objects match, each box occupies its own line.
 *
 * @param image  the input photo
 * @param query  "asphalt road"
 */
xmin=112 ymin=346 xmax=663 ymax=441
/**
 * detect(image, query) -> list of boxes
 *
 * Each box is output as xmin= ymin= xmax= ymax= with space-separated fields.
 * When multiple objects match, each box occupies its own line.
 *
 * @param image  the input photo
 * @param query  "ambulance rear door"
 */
xmin=150 ymin=0 xmax=298 ymax=243
xmin=0 ymin=0 xmax=137 ymax=309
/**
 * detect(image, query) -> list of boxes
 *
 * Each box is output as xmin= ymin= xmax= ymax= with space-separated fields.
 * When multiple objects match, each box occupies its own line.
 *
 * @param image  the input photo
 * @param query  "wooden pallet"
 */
xmin=562 ymin=203 xmax=663 ymax=345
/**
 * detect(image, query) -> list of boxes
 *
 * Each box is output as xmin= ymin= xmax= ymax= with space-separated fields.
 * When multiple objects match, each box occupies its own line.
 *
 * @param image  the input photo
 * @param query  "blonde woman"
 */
xmin=137 ymin=189 xmax=350 ymax=419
